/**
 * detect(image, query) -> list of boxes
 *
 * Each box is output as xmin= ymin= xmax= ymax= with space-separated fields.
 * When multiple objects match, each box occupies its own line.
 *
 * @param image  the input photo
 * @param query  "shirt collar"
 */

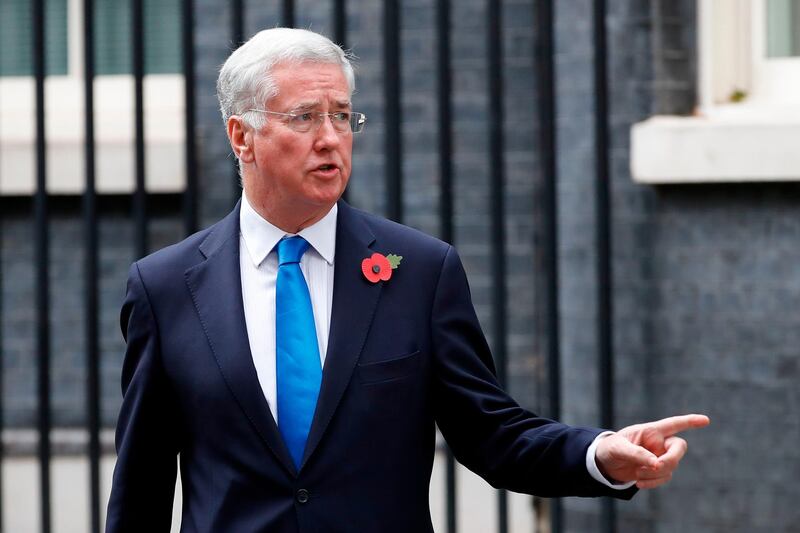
xmin=240 ymin=193 xmax=337 ymax=267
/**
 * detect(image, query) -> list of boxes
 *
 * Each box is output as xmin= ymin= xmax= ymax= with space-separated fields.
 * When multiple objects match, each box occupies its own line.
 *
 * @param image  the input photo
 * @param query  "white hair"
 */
xmin=217 ymin=27 xmax=355 ymax=130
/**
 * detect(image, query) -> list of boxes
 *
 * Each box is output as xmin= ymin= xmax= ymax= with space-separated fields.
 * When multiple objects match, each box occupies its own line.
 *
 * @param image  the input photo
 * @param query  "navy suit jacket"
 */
xmin=106 ymin=200 xmax=634 ymax=533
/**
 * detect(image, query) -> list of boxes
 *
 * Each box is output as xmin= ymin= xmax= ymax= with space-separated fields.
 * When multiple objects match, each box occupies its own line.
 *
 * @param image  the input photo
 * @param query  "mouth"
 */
xmin=317 ymin=164 xmax=337 ymax=171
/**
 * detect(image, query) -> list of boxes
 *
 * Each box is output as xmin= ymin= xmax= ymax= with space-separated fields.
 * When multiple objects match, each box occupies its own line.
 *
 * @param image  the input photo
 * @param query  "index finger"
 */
xmin=649 ymin=414 xmax=710 ymax=436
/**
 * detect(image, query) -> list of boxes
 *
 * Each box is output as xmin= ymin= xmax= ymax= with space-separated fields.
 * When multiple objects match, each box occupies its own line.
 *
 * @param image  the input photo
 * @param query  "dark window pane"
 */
xmin=0 ymin=0 xmax=68 ymax=76
xmin=94 ymin=0 xmax=182 ymax=75
xmin=144 ymin=0 xmax=181 ymax=74
xmin=94 ymin=0 xmax=132 ymax=74
xmin=767 ymin=0 xmax=800 ymax=57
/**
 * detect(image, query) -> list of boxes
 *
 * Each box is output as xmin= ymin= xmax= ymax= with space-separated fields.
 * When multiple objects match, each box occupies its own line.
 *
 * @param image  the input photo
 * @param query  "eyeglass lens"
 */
xmin=290 ymin=112 xmax=365 ymax=133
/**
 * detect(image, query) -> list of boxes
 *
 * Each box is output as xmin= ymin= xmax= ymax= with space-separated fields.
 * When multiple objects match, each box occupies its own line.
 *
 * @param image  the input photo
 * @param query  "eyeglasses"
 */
xmin=247 ymin=109 xmax=367 ymax=134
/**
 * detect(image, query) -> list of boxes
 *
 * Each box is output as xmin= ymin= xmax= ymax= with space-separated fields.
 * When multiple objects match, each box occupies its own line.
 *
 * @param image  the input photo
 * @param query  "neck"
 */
xmin=244 ymin=190 xmax=334 ymax=234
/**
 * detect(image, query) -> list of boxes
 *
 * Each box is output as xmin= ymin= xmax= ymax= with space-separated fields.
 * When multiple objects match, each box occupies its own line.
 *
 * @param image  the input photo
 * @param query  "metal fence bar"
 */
xmin=132 ymin=0 xmax=148 ymax=257
xmin=0 ymin=100 xmax=5 ymax=533
xmin=0 ymin=223 xmax=3 ymax=533
xmin=231 ymin=0 xmax=245 ymax=52
xmin=283 ymin=0 xmax=295 ymax=28
xmin=383 ymin=0 xmax=402 ymax=223
xmin=183 ymin=0 xmax=198 ymax=235
xmin=592 ymin=1 xmax=616 ymax=531
xmin=82 ymin=0 xmax=102 ymax=530
xmin=534 ymin=1 xmax=562 ymax=531
xmin=231 ymin=0 xmax=244 ymax=206
xmin=333 ymin=0 xmax=347 ymax=49
xmin=332 ymin=0 xmax=349 ymax=204
xmin=436 ymin=1 xmax=453 ymax=256
xmin=0 ymin=3 xmax=591 ymax=531
xmin=435 ymin=0 xmax=457 ymax=531
xmin=32 ymin=0 xmax=52 ymax=531
xmin=487 ymin=1 xmax=509 ymax=531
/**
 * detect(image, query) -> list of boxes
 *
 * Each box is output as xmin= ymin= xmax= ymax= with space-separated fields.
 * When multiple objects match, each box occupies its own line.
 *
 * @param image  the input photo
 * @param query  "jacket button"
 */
xmin=296 ymin=489 xmax=310 ymax=504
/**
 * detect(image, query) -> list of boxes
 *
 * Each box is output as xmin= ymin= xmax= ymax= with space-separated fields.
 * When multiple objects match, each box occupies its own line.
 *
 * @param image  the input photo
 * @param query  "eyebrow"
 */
xmin=289 ymin=99 xmax=352 ymax=113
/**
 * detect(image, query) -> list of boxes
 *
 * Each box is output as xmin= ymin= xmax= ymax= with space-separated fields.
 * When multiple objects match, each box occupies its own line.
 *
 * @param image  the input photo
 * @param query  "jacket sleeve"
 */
xmin=431 ymin=245 xmax=635 ymax=499
xmin=105 ymin=263 xmax=180 ymax=532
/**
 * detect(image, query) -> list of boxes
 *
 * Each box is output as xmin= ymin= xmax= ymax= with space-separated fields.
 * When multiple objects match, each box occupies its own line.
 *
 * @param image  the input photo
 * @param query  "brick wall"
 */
xmin=559 ymin=1 xmax=800 ymax=531
xmin=0 ymin=200 xmax=184 ymax=428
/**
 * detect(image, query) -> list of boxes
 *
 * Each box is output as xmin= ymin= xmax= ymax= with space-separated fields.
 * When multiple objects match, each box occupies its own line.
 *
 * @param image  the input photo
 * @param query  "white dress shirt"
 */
xmin=239 ymin=193 xmax=336 ymax=425
xmin=237 ymin=193 xmax=629 ymax=489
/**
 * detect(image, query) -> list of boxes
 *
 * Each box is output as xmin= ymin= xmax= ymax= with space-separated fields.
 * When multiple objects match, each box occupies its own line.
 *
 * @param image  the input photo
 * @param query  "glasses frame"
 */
xmin=247 ymin=109 xmax=367 ymax=134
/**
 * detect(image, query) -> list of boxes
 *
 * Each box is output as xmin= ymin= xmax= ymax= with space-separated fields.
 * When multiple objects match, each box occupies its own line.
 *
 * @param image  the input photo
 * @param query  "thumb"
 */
xmin=611 ymin=436 xmax=659 ymax=469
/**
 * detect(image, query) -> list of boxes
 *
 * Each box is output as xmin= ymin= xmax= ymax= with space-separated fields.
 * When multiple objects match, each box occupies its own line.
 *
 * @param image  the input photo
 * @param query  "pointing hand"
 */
xmin=595 ymin=414 xmax=710 ymax=489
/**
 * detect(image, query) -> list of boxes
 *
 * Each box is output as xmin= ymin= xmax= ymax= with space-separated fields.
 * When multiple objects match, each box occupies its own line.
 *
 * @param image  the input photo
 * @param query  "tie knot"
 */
xmin=277 ymin=236 xmax=310 ymax=266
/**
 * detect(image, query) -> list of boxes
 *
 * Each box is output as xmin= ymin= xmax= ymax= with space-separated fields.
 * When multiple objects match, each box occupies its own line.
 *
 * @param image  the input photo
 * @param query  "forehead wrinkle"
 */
xmin=289 ymin=98 xmax=351 ymax=110
xmin=287 ymin=100 xmax=321 ymax=112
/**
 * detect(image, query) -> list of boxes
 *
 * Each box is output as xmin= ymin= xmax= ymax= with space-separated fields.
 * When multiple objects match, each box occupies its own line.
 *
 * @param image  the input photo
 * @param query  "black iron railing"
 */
xmin=0 ymin=1 xmax=619 ymax=532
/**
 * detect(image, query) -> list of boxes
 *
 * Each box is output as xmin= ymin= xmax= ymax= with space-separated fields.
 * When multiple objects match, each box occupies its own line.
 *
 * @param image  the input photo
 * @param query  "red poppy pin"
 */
xmin=361 ymin=253 xmax=402 ymax=283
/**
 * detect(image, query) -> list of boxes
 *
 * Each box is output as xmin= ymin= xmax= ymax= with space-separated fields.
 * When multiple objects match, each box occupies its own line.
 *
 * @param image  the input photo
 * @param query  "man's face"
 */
xmin=242 ymin=61 xmax=353 ymax=230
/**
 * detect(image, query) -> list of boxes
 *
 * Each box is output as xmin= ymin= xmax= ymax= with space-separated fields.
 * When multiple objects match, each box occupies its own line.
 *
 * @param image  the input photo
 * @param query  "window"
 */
xmin=0 ymin=0 xmax=185 ymax=195
xmin=632 ymin=0 xmax=800 ymax=183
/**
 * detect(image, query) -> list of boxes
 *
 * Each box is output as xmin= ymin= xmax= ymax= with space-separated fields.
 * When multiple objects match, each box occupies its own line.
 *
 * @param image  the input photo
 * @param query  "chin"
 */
xmin=310 ymin=184 xmax=347 ymax=204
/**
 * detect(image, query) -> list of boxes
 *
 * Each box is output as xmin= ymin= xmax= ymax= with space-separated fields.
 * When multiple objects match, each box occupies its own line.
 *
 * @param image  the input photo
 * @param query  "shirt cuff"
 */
xmin=586 ymin=431 xmax=637 ymax=490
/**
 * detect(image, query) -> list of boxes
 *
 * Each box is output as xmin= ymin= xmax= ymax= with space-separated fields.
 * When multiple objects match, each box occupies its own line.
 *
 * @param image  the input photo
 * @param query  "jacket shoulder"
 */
xmin=134 ymin=207 xmax=238 ymax=281
xmin=345 ymin=203 xmax=451 ymax=257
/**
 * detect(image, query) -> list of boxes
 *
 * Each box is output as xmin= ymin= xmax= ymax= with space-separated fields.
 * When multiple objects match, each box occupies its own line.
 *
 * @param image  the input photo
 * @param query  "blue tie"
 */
xmin=276 ymin=236 xmax=322 ymax=468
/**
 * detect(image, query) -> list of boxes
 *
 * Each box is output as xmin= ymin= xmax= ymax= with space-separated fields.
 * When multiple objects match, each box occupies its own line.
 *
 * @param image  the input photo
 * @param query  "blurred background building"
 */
xmin=0 ymin=0 xmax=799 ymax=531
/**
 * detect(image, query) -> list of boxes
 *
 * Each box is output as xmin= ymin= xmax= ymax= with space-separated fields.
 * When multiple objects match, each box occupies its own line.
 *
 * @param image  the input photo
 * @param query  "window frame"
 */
xmin=698 ymin=0 xmax=800 ymax=112
xmin=750 ymin=0 xmax=800 ymax=107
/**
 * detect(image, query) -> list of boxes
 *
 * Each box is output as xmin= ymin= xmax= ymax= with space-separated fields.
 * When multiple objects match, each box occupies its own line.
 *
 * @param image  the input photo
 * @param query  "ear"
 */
xmin=227 ymin=116 xmax=255 ymax=164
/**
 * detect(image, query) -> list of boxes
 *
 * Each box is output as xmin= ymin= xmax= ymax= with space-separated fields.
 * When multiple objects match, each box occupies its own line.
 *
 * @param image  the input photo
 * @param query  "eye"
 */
xmin=332 ymin=112 xmax=350 ymax=122
xmin=295 ymin=112 xmax=315 ymax=122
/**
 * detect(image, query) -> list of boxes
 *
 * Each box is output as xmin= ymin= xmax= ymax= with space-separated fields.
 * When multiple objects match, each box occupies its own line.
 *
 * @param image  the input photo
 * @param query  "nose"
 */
xmin=313 ymin=115 xmax=341 ymax=150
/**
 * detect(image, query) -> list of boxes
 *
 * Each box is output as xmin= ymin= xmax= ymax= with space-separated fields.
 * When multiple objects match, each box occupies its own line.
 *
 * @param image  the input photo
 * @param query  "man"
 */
xmin=106 ymin=28 xmax=708 ymax=532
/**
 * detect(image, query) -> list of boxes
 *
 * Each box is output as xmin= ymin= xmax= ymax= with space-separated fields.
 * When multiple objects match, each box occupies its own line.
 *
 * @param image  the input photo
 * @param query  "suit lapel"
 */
xmin=302 ymin=201 xmax=382 ymax=467
xmin=184 ymin=203 xmax=297 ymax=477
